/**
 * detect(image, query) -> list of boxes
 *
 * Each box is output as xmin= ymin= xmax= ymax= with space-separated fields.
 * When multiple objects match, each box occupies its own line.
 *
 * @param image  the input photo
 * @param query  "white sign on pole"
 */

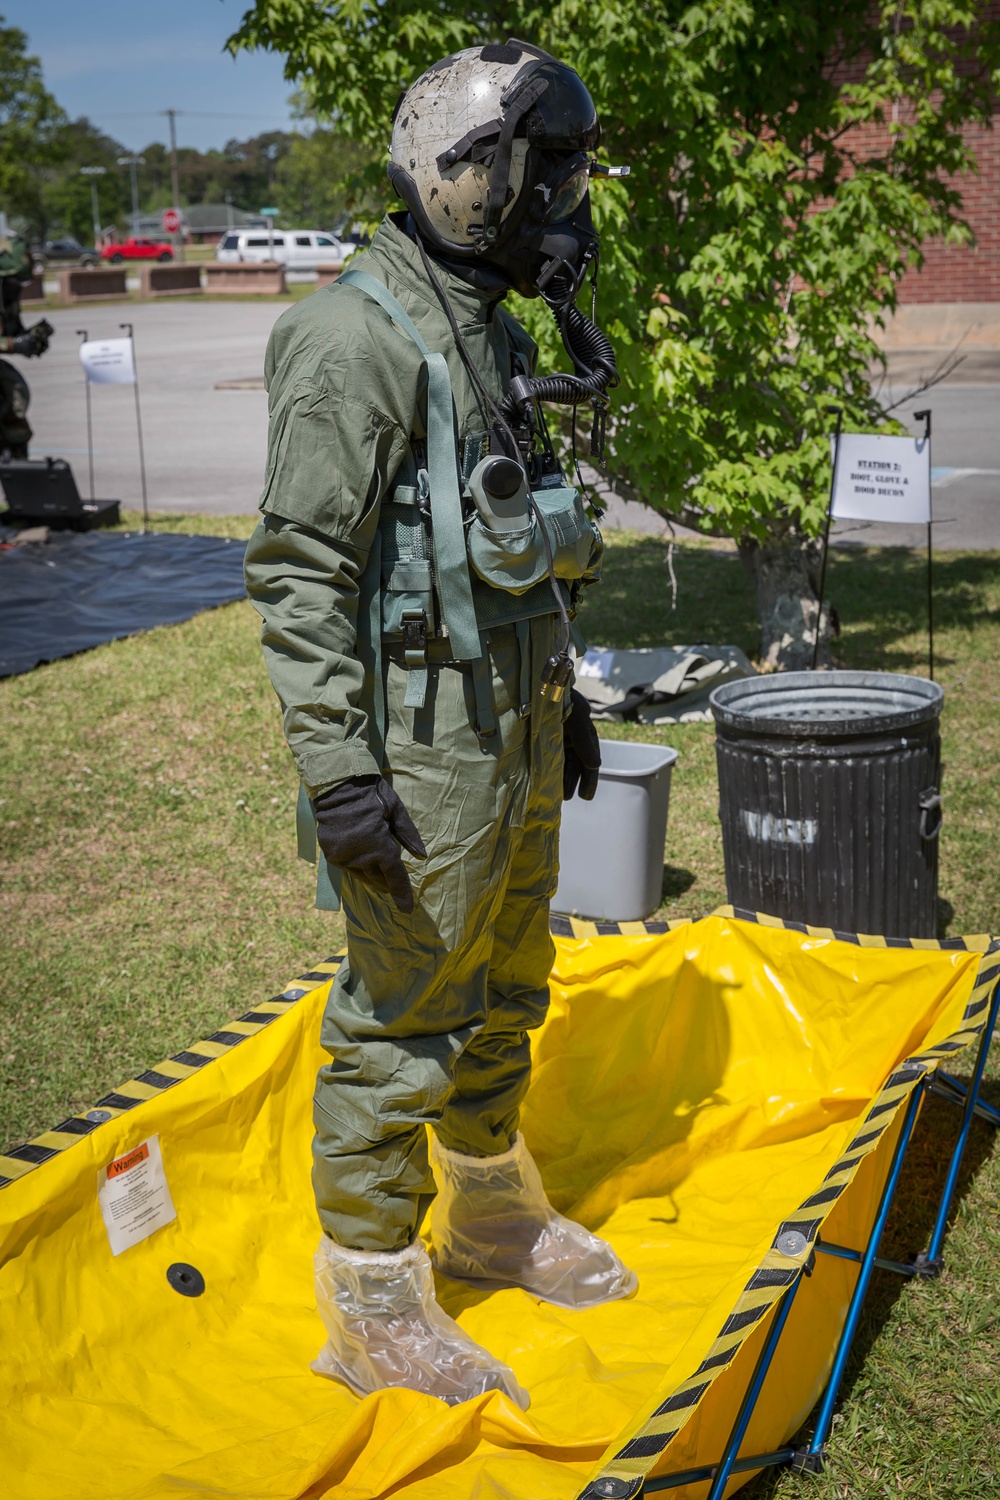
xmin=831 ymin=432 xmax=931 ymax=525
xmin=79 ymin=337 xmax=136 ymax=385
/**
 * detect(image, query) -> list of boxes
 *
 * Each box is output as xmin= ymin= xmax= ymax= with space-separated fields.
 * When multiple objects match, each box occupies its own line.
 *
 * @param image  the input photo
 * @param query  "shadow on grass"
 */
xmin=579 ymin=540 xmax=757 ymax=656
xmin=663 ymin=865 xmax=696 ymax=903
xmin=580 ymin=535 xmax=1000 ymax=670
xmin=741 ymin=1078 xmax=1000 ymax=1496
xmin=829 ymin=547 xmax=1000 ymax=676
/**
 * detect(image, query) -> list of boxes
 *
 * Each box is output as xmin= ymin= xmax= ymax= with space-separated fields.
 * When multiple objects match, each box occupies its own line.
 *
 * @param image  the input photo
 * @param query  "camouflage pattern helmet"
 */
xmin=388 ymin=40 xmax=599 ymax=262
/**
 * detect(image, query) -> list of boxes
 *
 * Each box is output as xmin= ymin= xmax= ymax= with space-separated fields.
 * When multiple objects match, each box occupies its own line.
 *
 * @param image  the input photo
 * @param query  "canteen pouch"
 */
xmin=467 ymin=484 xmax=599 ymax=594
xmin=379 ymin=486 xmax=436 ymax=640
xmin=382 ymin=557 xmax=435 ymax=637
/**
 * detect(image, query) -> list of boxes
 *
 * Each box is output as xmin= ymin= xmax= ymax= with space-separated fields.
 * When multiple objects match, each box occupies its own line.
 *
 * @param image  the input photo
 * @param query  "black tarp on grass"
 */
xmin=0 ymin=531 xmax=248 ymax=678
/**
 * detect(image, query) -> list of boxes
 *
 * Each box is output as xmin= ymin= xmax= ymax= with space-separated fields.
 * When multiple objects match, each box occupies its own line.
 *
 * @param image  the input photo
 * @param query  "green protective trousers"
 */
xmin=313 ymin=615 xmax=564 ymax=1252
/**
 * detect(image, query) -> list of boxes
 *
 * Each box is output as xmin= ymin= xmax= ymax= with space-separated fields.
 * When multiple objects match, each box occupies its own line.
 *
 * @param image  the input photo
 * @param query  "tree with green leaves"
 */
xmin=229 ymin=1 xmax=999 ymax=666
xmin=39 ymin=118 xmax=131 ymax=243
xmin=0 ymin=18 xmax=66 ymax=234
xmin=275 ymin=100 xmax=380 ymax=227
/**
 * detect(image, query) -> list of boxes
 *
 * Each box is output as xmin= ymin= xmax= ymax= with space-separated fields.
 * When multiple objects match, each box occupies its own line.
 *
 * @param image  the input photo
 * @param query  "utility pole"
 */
xmin=117 ymin=155 xmax=146 ymax=236
xmin=162 ymin=108 xmax=184 ymax=262
xmin=79 ymin=166 xmax=107 ymax=247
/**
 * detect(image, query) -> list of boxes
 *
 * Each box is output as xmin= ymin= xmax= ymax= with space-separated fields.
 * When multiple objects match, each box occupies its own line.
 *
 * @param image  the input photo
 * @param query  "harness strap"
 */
xmin=295 ymin=782 xmax=317 ymax=863
xmin=515 ymin=618 xmax=532 ymax=717
xmin=471 ymin=652 xmax=497 ymax=742
xmin=362 ymin=525 xmax=386 ymax=761
xmin=404 ymin=667 xmax=429 ymax=709
xmin=338 ymin=267 xmax=481 ymax=662
xmin=296 ymin=784 xmax=342 ymax=912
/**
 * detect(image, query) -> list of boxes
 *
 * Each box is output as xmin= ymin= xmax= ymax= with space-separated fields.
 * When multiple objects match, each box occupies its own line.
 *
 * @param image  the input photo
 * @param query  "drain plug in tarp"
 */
xmin=167 ymin=1263 xmax=205 ymax=1297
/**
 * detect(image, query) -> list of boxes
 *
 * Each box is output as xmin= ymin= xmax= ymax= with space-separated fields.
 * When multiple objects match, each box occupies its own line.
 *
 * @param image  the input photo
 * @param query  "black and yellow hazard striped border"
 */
xmin=552 ymin=903 xmax=994 ymax=952
xmin=576 ymin=909 xmax=1000 ymax=1500
xmin=0 ymin=954 xmax=347 ymax=1190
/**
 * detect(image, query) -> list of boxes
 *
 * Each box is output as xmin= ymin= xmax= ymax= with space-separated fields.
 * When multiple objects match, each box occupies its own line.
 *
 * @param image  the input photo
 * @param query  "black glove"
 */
xmin=10 ymin=321 xmax=51 ymax=357
xmin=563 ymin=688 xmax=601 ymax=801
xmin=313 ymin=774 xmax=427 ymax=914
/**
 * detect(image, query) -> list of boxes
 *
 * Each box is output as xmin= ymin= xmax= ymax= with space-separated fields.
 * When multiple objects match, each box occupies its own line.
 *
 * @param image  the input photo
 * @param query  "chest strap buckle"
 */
xmin=402 ymin=612 xmax=429 ymax=669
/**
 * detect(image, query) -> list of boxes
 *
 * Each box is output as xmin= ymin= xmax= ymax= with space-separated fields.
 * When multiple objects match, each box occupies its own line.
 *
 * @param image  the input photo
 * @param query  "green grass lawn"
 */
xmin=1 ymin=516 xmax=998 ymax=1496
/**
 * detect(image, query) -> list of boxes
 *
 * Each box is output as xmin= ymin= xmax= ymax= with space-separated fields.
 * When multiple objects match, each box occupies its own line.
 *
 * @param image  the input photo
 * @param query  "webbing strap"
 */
xmin=471 ymin=652 xmax=497 ymax=741
xmin=295 ymin=783 xmax=316 ymax=863
xmin=515 ymin=618 xmax=532 ymax=715
xmin=338 ymin=267 xmax=482 ymax=661
xmin=295 ymin=785 xmax=342 ymax=912
xmin=363 ymin=525 xmax=385 ymax=760
xmin=339 ymin=267 xmax=431 ymax=353
xmin=404 ymin=668 xmax=429 ymax=709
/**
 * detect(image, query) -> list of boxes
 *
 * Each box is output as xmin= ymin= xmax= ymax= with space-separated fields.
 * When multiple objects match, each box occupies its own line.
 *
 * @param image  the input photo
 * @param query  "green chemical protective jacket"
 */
xmin=244 ymin=213 xmax=598 ymax=803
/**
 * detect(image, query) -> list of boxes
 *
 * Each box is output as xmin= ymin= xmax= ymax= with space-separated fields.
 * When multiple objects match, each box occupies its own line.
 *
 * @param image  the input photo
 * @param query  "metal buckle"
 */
xmin=402 ymin=611 xmax=428 ymax=669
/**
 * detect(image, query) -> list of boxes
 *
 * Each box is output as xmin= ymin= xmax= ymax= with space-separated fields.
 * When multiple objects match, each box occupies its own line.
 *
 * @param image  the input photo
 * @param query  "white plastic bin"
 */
xmin=552 ymin=739 xmax=679 ymax=922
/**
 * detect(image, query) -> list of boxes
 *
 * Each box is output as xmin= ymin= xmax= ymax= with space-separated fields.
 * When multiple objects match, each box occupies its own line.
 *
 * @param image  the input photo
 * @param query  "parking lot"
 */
xmin=23 ymin=299 xmax=1000 ymax=545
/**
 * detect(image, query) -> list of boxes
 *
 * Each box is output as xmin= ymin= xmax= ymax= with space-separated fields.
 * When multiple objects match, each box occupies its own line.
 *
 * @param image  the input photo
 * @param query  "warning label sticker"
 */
xmin=98 ymin=1135 xmax=176 ymax=1256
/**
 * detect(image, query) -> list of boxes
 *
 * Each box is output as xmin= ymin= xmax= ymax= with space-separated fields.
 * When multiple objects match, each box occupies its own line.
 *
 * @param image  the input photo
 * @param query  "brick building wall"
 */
xmin=825 ymin=4 xmax=999 ymax=303
xmin=897 ymin=117 xmax=999 ymax=303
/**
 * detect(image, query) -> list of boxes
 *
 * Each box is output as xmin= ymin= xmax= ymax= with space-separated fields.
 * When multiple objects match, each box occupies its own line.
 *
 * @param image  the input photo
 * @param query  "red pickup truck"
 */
xmin=101 ymin=238 xmax=174 ymax=264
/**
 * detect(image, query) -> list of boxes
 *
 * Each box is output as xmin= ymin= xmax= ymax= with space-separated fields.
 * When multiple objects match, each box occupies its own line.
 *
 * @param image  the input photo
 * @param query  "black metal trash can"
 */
xmin=709 ymin=671 xmax=944 ymax=938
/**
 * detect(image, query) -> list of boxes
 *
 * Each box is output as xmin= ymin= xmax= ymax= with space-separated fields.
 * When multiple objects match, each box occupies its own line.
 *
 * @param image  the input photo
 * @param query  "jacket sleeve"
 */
xmin=245 ymin=511 xmax=386 ymax=797
xmin=244 ymin=311 xmax=415 ymax=798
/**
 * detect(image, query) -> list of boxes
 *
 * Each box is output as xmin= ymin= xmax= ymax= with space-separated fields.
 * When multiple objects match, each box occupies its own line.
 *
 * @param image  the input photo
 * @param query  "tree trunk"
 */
xmin=739 ymin=536 xmax=834 ymax=671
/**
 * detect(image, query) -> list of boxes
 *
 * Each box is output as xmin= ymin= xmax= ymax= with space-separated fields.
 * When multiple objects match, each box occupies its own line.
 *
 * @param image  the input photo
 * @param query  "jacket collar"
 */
xmin=365 ymin=213 xmax=508 ymax=328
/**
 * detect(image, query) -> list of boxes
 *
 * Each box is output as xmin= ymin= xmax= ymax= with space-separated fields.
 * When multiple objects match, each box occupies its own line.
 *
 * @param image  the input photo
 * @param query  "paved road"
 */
xmin=26 ymin=302 xmax=279 ymax=514
xmin=21 ymin=302 xmax=1000 ymax=547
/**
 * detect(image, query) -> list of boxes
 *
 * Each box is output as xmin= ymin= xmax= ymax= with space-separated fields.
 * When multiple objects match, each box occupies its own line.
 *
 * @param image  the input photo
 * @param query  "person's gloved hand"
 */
xmin=9 ymin=322 xmax=53 ymax=358
xmin=313 ymin=775 xmax=427 ymax=913
xmin=563 ymin=689 xmax=601 ymax=801
xmin=10 ymin=331 xmax=43 ymax=357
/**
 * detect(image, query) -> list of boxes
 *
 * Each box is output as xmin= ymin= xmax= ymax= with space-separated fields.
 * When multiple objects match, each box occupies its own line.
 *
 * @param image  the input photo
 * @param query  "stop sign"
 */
xmin=161 ymin=208 xmax=181 ymax=234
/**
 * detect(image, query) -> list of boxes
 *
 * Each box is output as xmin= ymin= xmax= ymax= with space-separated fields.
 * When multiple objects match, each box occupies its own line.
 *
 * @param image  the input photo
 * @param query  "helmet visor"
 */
xmin=543 ymin=164 xmax=590 ymax=223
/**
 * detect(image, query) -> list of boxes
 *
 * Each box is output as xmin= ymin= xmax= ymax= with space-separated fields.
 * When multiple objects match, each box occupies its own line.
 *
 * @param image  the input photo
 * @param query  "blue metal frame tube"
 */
xmin=643 ymin=1450 xmax=795 ymax=1492
xmin=931 ymin=1069 xmax=1000 ymax=1128
xmin=815 ymin=1239 xmax=918 ymax=1279
xmin=703 ymin=1273 xmax=804 ymax=1499
xmin=925 ymin=981 xmax=1000 ymax=1264
xmin=805 ymin=1082 xmax=924 ymax=1457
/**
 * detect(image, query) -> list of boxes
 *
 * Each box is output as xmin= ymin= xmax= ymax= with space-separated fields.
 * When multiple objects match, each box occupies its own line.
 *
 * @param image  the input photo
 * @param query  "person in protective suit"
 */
xmin=0 ymin=232 xmax=51 ymax=458
xmin=244 ymin=40 xmax=635 ymax=1409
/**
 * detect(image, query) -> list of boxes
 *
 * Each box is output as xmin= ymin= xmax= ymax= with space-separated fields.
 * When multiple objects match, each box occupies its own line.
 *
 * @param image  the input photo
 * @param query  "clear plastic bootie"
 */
xmin=312 ymin=1237 xmax=529 ymax=1408
xmin=430 ymin=1133 xmax=639 ymax=1309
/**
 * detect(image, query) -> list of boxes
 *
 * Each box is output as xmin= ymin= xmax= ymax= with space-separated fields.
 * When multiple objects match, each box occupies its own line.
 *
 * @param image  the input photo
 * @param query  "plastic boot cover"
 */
xmin=312 ymin=1238 xmax=530 ymax=1408
xmin=430 ymin=1132 xmax=638 ymax=1308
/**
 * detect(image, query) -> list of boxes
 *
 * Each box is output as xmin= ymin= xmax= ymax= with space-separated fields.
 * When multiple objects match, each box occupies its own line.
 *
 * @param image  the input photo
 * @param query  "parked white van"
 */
xmin=215 ymin=229 xmax=346 ymax=269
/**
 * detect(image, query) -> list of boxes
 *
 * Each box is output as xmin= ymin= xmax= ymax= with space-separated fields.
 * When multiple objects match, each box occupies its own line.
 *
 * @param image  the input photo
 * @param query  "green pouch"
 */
xmin=532 ymin=484 xmax=601 ymax=579
xmin=467 ymin=518 xmax=546 ymax=594
xmin=467 ymin=483 xmax=598 ymax=594
xmin=382 ymin=556 xmax=436 ymax=636
xmin=379 ymin=487 xmax=436 ymax=639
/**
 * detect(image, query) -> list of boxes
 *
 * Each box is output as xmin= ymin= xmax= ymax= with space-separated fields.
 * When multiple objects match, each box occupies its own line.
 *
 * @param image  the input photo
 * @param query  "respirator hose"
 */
xmin=498 ymin=287 xmax=618 ymax=424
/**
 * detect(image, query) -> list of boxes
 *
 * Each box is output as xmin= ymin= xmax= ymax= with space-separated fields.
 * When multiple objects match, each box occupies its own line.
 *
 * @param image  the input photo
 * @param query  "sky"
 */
xmin=7 ymin=0 xmax=299 ymax=153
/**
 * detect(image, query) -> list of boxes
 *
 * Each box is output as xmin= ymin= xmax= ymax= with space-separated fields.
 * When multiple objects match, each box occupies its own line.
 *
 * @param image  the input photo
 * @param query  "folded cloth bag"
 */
xmin=575 ymin=644 xmax=757 ymax=724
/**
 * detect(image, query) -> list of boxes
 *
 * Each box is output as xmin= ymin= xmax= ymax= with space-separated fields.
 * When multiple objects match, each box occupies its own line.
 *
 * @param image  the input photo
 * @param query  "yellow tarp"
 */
xmin=0 ymin=914 xmax=991 ymax=1500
